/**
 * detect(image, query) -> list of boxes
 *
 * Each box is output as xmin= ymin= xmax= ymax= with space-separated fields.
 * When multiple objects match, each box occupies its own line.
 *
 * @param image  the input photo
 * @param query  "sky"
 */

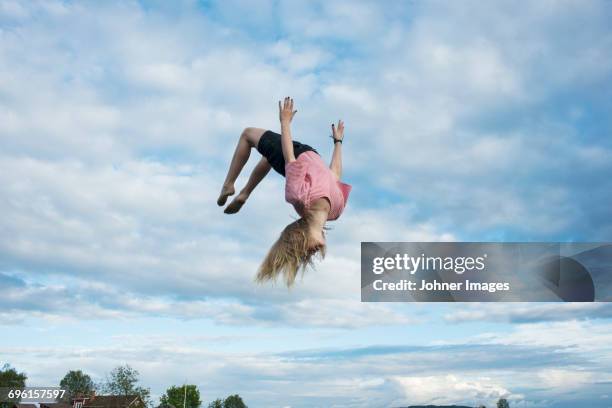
xmin=1 ymin=0 xmax=612 ymax=407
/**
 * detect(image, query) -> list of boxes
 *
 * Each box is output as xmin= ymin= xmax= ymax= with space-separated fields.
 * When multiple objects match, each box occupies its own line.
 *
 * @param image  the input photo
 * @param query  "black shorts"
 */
xmin=257 ymin=130 xmax=318 ymax=176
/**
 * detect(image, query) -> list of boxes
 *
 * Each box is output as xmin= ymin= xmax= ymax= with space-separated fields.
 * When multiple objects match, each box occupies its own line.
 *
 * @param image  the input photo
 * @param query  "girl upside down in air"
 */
xmin=217 ymin=97 xmax=352 ymax=286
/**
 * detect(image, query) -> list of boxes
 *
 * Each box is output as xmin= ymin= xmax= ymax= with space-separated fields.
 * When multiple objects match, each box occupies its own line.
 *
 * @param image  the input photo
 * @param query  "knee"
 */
xmin=241 ymin=127 xmax=256 ymax=139
xmin=241 ymin=127 xmax=258 ymax=146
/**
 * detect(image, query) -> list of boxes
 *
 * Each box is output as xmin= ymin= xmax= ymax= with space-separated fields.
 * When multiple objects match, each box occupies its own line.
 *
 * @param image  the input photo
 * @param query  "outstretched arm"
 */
xmin=279 ymin=97 xmax=297 ymax=163
xmin=329 ymin=120 xmax=344 ymax=179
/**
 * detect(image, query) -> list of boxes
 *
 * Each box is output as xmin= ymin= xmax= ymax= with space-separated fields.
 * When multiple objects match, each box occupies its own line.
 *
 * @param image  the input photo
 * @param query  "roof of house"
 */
xmin=83 ymin=395 xmax=142 ymax=408
xmin=40 ymin=402 xmax=73 ymax=408
xmin=13 ymin=403 xmax=38 ymax=408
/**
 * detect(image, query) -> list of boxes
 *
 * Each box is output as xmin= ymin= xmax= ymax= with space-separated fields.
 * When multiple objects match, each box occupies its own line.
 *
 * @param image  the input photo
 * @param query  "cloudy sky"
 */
xmin=1 ymin=0 xmax=612 ymax=407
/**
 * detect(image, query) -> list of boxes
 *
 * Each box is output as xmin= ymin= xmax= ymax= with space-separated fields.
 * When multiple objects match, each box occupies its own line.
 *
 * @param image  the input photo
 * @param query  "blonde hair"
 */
xmin=256 ymin=215 xmax=326 ymax=286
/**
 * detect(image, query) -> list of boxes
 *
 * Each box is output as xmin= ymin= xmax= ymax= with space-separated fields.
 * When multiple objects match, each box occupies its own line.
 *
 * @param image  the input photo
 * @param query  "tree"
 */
xmin=0 ymin=364 xmax=27 ymax=408
xmin=101 ymin=365 xmax=151 ymax=407
xmin=0 ymin=363 xmax=27 ymax=387
xmin=59 ymin=370 xmax=96 ymax=402
xmin=497 ymin=398 xmax=510 ymax=408
xmin=206 ymin=399 xmax=222 ymax=408
xmin=222 ymin=395 xmax=246 ymax=408
xmin=159 ymin=385 xmax=201 ymax=408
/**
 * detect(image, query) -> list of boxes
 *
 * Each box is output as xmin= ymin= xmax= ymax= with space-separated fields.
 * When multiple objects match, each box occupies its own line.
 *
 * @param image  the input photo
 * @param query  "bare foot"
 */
xmin=224 ymin=192 xmax=249 ymax=214
xmin=217 ymin=184 xmax=235 ymax=206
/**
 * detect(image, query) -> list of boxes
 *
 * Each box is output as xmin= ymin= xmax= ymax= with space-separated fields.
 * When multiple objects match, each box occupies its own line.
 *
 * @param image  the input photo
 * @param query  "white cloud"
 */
xmin=446 ymin=303 xmax=612 ymax=324
xmin=6 ymin=318 xmax=611 ymax=408
xmin=479 ymin=320 xmax=612 ymax=356
xmin=390 ymin=374 xmax=515 ymax=407
xmin=537 ymin=368 xmax=593 ymax=390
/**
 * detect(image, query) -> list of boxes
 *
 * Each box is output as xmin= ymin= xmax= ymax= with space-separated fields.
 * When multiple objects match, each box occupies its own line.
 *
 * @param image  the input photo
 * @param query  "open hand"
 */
xmin=279 ymin=97 xmax=297 ymax=124
xmin=332 ymin=120 xmax=344 ymax=141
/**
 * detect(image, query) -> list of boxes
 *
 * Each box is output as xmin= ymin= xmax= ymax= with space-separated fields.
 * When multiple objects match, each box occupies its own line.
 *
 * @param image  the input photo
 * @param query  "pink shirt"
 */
xmin=285 ymin=151 xmax=352 ymax=221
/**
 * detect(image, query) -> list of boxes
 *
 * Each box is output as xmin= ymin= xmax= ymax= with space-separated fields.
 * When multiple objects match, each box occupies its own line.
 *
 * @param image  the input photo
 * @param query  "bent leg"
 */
xmin=217 ymin=127 xmax=267 ymax=206
xmin=224 ymin=156 xmax=271 ymax=214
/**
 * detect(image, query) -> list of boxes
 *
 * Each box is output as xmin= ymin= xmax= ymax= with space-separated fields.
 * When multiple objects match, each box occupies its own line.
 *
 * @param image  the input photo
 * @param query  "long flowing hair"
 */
xmin=256 ymin=214 xmax=326 ymax=286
